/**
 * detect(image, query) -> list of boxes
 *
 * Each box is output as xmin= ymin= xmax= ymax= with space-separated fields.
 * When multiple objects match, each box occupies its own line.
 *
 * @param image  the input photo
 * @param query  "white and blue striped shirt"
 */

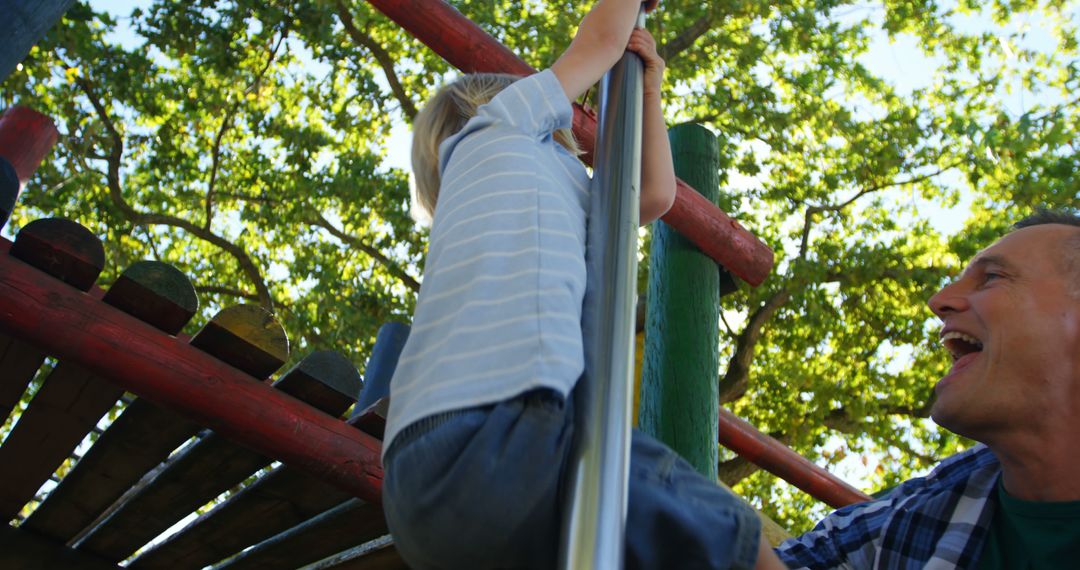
xmin=385 ymin=69 xmax=590 ymax=451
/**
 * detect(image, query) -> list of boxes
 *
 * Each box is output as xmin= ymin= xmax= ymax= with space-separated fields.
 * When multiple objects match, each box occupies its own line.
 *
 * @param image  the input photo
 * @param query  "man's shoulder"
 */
xmin=775 ymin=446 xmax=1000 ymax=569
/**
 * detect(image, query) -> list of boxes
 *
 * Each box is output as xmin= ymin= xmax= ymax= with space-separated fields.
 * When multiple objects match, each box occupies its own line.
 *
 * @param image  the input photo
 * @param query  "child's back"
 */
xmin=385 ymin=69 xmax=589 ymax=455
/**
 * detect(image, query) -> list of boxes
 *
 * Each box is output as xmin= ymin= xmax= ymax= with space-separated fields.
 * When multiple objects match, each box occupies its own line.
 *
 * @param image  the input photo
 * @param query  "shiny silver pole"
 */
xmin=559 ymin=9 xmax=646 ymax=569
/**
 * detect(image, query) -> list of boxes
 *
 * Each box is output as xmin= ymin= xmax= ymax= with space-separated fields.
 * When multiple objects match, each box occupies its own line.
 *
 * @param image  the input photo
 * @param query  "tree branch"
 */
xmin=718 ymin=288 xmax=792 ymax=403
xmin=309 ymin=213 xmax=421 ymax=292
xmin=799 ymin=161 xmax=963 ymax=258
xmin=659 ymin=11 xmax=716 ymax=62
xmin=334 ymin=0 xmax=419 ymax=121
xmin=195 ymin=285 xmax=261 ymax=302
xmin=71 ymin=71 xmax=276 ymax=309
xmin=718 ymin=455 xmax=760 ymax=487
xmin=205 ymin=28 xmax=289 ymax=230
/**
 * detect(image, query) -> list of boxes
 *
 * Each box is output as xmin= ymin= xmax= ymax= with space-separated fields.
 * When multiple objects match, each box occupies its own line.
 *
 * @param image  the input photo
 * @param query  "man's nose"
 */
xmin=928 ymin=279 xmax=970 ymax=318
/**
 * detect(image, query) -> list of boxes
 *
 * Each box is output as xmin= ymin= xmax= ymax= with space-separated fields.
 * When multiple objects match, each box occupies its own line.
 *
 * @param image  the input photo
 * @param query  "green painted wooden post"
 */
xmin=639 ymin=123 xmax=721 ymax=478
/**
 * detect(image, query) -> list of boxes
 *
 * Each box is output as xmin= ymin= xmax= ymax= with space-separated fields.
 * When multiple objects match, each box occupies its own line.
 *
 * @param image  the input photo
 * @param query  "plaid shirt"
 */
xmin=776 ymin=445 xmax=1000 ymax=569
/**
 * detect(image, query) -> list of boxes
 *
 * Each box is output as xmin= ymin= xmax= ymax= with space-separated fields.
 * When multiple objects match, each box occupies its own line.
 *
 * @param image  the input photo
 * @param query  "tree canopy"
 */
xmin=3 ymin=0 xmax=1077 ymax=532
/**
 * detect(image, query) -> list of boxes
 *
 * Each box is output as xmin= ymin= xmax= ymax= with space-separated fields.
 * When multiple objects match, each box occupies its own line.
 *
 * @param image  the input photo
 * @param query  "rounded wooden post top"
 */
xmin=10 ymin=217 xmax=105 ymax=291
xmin=191 ymin=304 xmax=289 ymax=379
xmin=273 ymin=350 xmax=363 ymax=415
xmin=105 ymin=261 xmax=199 ymax=335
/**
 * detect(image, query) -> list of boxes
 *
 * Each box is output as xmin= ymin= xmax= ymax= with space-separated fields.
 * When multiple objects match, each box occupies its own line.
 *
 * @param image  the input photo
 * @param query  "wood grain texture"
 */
xmin=0 ymin=523 xmax=122 ymax=570
xmin=190 ymin=304 xmax=288 ymax=379
xmin=217 ymin=498 xmax=387 ymax=570
xmin=0 ymin=261 xmax=198 ymax=523
xmin=71 ymin=306 xmax=288 ymax=561
xmin=0 ymin=249 xmax=382 ymax=545
xmin=9 ymin=218 xmax=105 ymax=290
xmin=303 ymin=535 xmax=407 ymax=570
xmin=76 ymin=351 xmax=360 ymax=562
xmin=640 ymin=124 xmax=722 ymax=479
xmin=0 ymin=220 xmax=104 ymax=437
xmin=0 ymin=106 xmax=60 ymax=183
xmin=131 ymin=349 xmax=383 ymax=570
xmin=128 ymin=462 xmax=353 ymax=570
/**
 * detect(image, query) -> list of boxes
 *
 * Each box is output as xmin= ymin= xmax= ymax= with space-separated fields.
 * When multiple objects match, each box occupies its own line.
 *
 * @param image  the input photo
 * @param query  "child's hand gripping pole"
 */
xmin=559 ymin=4 xmax=651 ymax=569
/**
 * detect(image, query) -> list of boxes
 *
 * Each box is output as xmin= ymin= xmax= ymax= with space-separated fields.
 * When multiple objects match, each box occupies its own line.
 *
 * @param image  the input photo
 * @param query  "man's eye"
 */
xmin=984 ymin=272 xmax=1002 ymax=282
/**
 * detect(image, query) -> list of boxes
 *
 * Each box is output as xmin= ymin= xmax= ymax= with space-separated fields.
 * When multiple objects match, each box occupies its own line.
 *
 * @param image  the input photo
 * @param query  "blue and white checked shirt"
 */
xmin=385 ymin=70 xmax=590 ymax=453
xmin=777 ymin=445 xmax=1000 ymax=569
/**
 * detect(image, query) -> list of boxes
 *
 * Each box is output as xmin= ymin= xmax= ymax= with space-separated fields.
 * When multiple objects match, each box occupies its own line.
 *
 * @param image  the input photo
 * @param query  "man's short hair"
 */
xmin=1012 ymin=208 xmax=1080 ymax=296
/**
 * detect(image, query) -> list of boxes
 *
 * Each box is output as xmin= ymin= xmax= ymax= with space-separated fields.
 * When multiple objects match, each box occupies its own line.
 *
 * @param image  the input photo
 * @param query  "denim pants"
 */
xmin=383 ymin=390 xmax=761 ymax=569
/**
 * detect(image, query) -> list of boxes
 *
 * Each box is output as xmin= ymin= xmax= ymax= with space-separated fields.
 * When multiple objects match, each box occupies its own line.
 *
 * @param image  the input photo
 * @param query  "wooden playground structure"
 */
xmin=0 ymin=1 xmax=871 ymax=568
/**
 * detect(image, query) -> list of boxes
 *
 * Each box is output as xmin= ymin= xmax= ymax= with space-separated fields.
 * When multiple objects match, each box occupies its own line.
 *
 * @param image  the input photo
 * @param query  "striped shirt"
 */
xmin=776 ymin=445 xmax=1001 ymax=569
xmin=385 ymin=69 xmax=590 ymax=452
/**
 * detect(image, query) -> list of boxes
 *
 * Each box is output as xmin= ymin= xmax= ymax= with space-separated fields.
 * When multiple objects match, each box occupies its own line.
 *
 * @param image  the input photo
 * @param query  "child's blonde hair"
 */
xmin=410 ymin=73 xmax=581 ymax=220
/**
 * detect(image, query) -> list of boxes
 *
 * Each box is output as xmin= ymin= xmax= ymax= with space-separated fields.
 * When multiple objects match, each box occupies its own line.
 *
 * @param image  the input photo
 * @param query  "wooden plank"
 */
xmin=0 ymin=335 xmax=49 ymax=426
xmin=128 ymin=460 xmax=352 ymax=570
xmin=0 ymin=1 xmax=76 ymax=80
xmin=21 ymin=305 xmax=286 ymax=546
xmin=0 ymin=261 xmax=198 ymax=523
xmin=301 ymin=535 xmax=407 ymax=570
xmin=78 ymin=351 xmax=359 ymax=562
xmin=0 ymin=523 xmax=121 ymax=570
xmin=131 ymin=327 xmax=409 ymax=570
xmin=216 ymin=498 xmax=387 ymax=570
xmin=68 ymin=304 xmax=288 ymax=562
xmin=351 ymin=398 xmax=388 ymax=440
xmin=0 ymin=219 xmax=104 ymax=426
xmin=0 ymin=246 xmax=384 ymax=530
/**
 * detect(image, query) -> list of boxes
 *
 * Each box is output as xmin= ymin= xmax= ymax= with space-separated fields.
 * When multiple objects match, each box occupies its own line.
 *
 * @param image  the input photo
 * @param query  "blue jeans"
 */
xmin=383 ymin=390 xmax=761 ymax=569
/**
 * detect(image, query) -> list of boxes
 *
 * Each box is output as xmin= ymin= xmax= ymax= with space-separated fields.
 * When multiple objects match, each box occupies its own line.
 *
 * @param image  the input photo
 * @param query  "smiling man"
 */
xmin=772 ymin=209 xmax=1080 ymax=569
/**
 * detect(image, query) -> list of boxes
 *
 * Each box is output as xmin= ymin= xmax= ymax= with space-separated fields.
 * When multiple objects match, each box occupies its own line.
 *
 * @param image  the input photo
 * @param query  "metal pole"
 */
xmin=559 ymin=9 xmax=646 ymax=569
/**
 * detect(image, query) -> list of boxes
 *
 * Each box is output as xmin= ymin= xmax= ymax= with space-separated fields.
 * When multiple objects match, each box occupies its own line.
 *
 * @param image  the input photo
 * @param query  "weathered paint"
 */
xmin=640 ymin=123 xmax=721 ymax=478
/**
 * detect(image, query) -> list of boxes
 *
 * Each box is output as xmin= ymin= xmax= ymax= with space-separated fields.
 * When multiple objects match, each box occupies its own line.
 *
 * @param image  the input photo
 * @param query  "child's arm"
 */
xmin=756 ymin=536 xmax=791 ymax=569
xmin=627 ymin=28 xmax=676 ymax=223
xmin=552 ymin=1 xmax=674 ymax=223
xmin=550 ymin=0 xmax=646 ymax=102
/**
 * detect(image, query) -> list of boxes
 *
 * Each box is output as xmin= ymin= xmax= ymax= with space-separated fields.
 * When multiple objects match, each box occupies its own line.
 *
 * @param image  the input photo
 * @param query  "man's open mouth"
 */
xmin=941 ymin=331 xmax=983 ymax=362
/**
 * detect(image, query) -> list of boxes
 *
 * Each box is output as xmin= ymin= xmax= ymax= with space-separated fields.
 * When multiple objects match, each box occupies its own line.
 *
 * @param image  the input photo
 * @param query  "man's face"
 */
xmin=927 ymin=224 xmax=1080 ymax=441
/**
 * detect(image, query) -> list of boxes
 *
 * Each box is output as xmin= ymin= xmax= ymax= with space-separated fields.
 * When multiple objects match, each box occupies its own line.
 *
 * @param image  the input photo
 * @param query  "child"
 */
xmin=383 ymin=1 xmax=769 ymax=568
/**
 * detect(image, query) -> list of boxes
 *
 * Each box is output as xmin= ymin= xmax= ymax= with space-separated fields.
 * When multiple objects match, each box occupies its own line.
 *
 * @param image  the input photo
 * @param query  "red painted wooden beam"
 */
xmin=0 ymin=106 xmax=59 ymax=185
xmin=364 ymin=0 xmax=774 ymax=285
xmin=0 ymin=239 xmax=384 ymax=504
xmin=718 ymin=407 xmax=871 ymax=508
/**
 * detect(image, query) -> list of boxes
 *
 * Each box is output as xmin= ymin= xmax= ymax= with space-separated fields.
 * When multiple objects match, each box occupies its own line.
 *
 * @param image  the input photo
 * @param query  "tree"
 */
xmin=2 ymin=0 xmax=1077 ymax=532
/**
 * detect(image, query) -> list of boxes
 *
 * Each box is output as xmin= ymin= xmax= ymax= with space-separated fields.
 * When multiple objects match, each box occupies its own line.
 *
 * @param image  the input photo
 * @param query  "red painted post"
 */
xmin=0 ymin=106 xmax=58 ymax=228
xmin=0 ymin=239 xmax=384 ymax=504
xmin=0 ymin=106 xmax=59 ymax=186
xmin=363 ymin=0 xmax=774 ymax=285
xmin=718 ymin=407 xmax=871 ymax=508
